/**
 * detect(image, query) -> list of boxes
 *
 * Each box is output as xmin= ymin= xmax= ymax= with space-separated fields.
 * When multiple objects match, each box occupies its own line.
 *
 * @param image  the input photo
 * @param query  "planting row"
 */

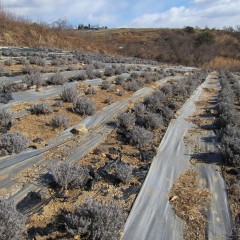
xmin=216 ymin=71 xmax=240 ymax=236
xmin=0 ymin=47 xmax=159 ymax=79
xmin=0 ymin=88 xmax=96 ymax=156
xmin=12 ymin=70 xmax=209 ymax=239
xmin=0 ymin=47 xmax=158 ymax=66
xmin=0 ymin=67 xmax=184 ymax=153
xmin=216 ymin=71 xmax=240 ymax=166
xmin=0 ymin=63 xmax=175 ymax=104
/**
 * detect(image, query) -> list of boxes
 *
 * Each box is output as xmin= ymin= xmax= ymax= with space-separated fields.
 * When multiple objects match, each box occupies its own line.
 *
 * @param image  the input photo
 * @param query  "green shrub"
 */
xmin=196 ymin=32 xmax=214 ymax=45
xmin=184 ymin=26 xmax=195 ymax=33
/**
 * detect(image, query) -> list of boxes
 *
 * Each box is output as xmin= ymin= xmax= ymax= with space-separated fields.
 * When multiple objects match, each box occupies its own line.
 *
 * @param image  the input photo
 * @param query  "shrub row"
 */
xmin=117 ymin=70 xmax=207 ymax=151
xmin=28 ymin=56 xmax=46 ymax=66
xmin=47 ymin=72 xmax=68 ymax=85
xmin=60 ymin=87 xmax=78 ymax=102
xmin=44 ymin=159 xmax=127 ymax=239
xmin=104 ymin=65 xmax=127 ymax=77
xmin=24 ymin=72 xmax=44 ymax=87
xmin=50 ymin=115 xmax=70 ymax=129
xmin=29 ymin=85 xmax=95 ymax=117
xmin=216 ymin=71 xmax=240 ymax=166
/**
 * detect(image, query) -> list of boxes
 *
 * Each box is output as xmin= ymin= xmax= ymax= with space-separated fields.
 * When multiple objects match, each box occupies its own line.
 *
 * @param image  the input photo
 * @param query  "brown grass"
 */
xmin=169 ymin=170 xmax=210 ymax=240
xmin=203 ymin=57 xmax=240 ymax=72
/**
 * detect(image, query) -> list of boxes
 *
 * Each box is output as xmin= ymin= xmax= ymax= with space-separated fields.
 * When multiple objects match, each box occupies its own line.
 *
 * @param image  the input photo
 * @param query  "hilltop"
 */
xmin=79 ymin=28 xmax=240 ymax=71
xmin=0 ymin=9 xmax=239 ymax=71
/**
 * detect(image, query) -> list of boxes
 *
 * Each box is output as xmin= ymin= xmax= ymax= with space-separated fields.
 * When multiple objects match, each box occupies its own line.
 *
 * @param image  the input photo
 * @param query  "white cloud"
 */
xmin=88 ymin=14 xmax=117 ymax=26
xmin=1 ymin=0 xmax=124 ymax=26
xmin=192 ymin=0 xmax=231 ymax=4
xmin=1 ymin=0 xmax=240 ymax=28
xmin=130 ymin=0 xmax=240 ymax=28
xmin=192 ymin=0 xmax=213 ymax=3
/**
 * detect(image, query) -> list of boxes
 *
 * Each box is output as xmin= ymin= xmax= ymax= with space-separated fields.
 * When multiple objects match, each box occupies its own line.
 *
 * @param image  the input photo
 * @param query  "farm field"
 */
xmin=0 ymin=47 xmax=240 ymax=240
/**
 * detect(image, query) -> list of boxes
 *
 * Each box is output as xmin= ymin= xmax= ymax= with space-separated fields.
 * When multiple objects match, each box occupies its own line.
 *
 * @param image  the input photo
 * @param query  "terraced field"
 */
xmin=0 ymin=47 xmax=239 ymax=240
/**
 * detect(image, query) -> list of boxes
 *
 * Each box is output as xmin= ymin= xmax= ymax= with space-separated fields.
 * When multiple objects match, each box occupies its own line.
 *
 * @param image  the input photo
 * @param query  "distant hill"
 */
xmin=0 ymin=9 xmax=239 ymax=71
xmin=80 ymin=28 xmax=240 ymax=71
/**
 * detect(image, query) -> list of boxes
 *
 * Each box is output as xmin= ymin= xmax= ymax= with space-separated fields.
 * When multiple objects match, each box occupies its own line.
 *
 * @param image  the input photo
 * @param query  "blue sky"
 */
xmin=2 ymin=0 xmax=240 ymax=28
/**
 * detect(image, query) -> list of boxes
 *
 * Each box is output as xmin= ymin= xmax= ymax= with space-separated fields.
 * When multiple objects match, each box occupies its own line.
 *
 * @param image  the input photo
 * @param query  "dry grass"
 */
xmin=0 ymin=6 xmax=93 ymax=50
xmin=204 ymin=57 xmax=240 ymax=72
xmin=169 ymin=170 xmax=210 ymax=240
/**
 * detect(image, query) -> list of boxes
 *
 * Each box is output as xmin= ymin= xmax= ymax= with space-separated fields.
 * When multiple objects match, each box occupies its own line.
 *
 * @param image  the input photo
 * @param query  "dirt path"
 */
xmin=122 ymin=72 xmax=233 ymax=240
xmin=180 ymin=73 xmax=233 ymax=239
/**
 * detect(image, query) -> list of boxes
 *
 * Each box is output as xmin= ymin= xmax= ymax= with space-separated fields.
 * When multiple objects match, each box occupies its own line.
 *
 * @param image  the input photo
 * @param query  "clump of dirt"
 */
xmin=169 ymin=169 xmax=210 ymax=240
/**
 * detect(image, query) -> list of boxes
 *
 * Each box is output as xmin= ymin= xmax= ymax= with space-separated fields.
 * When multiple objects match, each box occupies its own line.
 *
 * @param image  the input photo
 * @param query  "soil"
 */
xmin=9 ymin=100 xmax=84 ymax=147
xmin=185 ymin=74 xmax=220 ymax=148
xmin=11 ymin=102 xmax=33 ymax=113
xmin=169 ymin=169 xmax=210 ymax=240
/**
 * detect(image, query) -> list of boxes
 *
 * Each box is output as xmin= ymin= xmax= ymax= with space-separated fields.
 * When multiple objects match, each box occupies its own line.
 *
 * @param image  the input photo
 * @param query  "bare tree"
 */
xmin=51 ymin=18 xmax=73 ymax=30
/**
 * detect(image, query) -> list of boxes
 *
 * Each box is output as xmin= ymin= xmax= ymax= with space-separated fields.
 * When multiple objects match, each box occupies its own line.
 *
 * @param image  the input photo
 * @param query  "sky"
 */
xmin=1 ymin=0 xmax=240 ymax=29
